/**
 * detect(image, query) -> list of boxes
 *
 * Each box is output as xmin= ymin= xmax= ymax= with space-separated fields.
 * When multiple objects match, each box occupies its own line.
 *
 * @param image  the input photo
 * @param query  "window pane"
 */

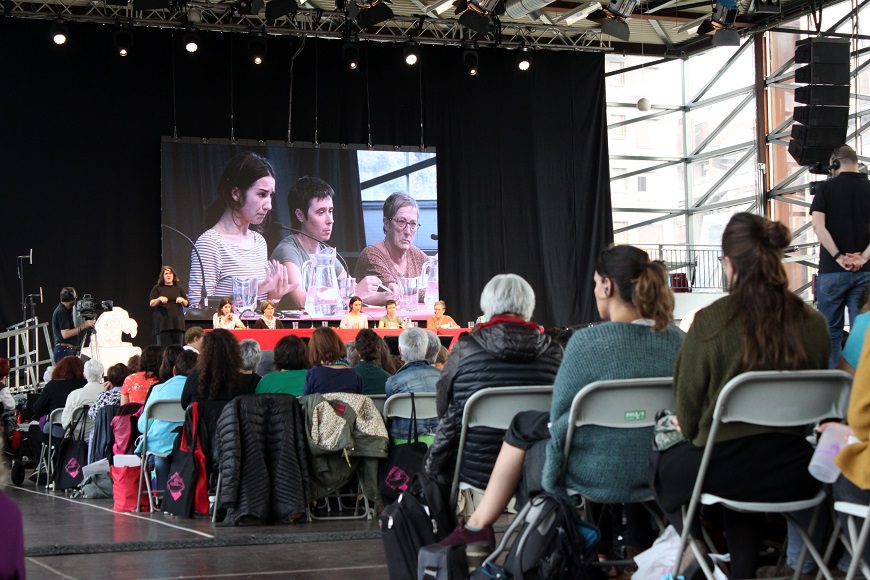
xmin=611 ymin=161 xmax=686 ymax=209
xmin=613 ymin=212 xmax=687 ymax=245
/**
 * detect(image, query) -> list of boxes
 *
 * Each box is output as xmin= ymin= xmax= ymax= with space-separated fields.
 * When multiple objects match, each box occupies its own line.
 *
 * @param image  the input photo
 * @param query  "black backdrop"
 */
xmin=0 ymin=17 xmax=612 ymax=341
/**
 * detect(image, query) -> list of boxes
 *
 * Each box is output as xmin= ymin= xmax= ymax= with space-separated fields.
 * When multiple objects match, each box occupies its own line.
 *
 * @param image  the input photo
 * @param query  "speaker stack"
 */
xmin=788 ymin=37 xmax=851 ymax=166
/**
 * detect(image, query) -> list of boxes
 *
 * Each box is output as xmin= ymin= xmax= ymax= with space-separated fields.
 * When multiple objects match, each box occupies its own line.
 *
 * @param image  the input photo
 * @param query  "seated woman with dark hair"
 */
xmin=157 ymin=345 xmax=184 ymax=383
xmin=654 ymin=213 xmax=829 ymax=579
xmin=29 ymin=356 xmax=87 ymax=462
xmin=181 ymin=329 xmax=259 ymax=409
xmin=303 ymin=327 xmax=363 ymax=396
xmin=121 ymin=344 xmax=162 ymax=405
xmin=352 ymin=329 xmax=393 ymax=395
xmin=437 ymin=251 xmax=683 ymax=562
xmin=253 ymin=300 xmax=284 ymax=330
xmin=256 ymin=335 xmax=309 ymax=396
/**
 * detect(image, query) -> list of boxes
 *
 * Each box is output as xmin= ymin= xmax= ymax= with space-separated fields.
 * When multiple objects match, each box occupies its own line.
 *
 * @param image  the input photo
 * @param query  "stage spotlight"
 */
xmin=265 ymin=0 xmax=297 ymax=23
xmin=114 ymin=27 xmax=134 ymax=56
xmin=697 ymin=0 xmax=739 ymax=45
xmin=184 ymin=28 xmax=200 ymax=53
xmin=349 ymin=0 xmax=394 ymax=28
xmin=51 ymin=20 xmax=69 ymax=45
xmin=455 ymin=0 xmax=500 ymax=35
xmin=601 ymin=0 xmax=638 ymax=41
xmin=249 ymin=33 xmax=267 ymax=64
xmin=342 ymin=40 xmax=360 ymax=70
xmin=516 ymin=46 xmax=531 ymax=71
xmin=463 ymin=45 xmax=478 ymax=76
xmin=403 ymin=42 xmax=420 ymax=66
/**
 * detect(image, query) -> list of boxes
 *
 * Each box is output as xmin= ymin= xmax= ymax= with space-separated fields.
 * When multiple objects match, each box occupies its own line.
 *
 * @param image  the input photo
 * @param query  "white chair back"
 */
xmin=561 ymin=377 xmax=673 ymax=483
xmin=382 ymin=392 xmax=438 ymax=421
xmin=450 ymin=385 xmax=553 ymax=505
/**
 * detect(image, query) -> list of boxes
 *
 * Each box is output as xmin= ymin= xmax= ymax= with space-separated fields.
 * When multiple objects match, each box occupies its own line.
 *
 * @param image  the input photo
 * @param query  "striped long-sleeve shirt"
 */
xmin=188 ymin=229 xmax=268 ymax=307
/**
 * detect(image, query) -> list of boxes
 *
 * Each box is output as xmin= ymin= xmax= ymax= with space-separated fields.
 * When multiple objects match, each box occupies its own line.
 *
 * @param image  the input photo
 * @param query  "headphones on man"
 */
xmin=60 ymin=287 xmax=76 ymax=302
xmin=831 ymin=157 xmax=842 ymax=171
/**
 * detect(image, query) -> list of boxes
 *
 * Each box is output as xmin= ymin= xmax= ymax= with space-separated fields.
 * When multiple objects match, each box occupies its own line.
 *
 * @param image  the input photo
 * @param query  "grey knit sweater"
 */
xmin=541 ymin=322 xmax=684 ymax=503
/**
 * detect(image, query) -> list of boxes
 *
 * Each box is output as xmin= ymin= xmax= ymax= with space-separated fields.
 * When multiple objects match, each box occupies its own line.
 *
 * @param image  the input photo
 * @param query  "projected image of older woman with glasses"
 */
xmin=354 ymin=192 xmax=428 ymax=305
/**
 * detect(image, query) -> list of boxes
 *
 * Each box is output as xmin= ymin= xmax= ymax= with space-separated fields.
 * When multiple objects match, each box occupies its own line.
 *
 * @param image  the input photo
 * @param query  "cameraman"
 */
xmin=810 ymin=144 xmax=870 ymax=368
xmin=51 ymin=287 xmax=93 ymax=363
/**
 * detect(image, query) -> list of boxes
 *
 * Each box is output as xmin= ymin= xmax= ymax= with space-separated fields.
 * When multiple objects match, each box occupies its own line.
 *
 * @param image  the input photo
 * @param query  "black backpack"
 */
xmin=380 ymin=472 xmax=457 ymax=580
xmin=475 ymin=493 xmax=600 ymax=580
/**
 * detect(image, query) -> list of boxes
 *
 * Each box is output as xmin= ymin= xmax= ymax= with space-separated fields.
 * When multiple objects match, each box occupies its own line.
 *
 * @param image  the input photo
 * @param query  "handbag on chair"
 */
xmin=380 ymin=393 xmax=429 ymax=503
xmin=53 ymin=408 xmax=89 ymax=491
xmin=163 ymin=403 xmax=210 ymax=518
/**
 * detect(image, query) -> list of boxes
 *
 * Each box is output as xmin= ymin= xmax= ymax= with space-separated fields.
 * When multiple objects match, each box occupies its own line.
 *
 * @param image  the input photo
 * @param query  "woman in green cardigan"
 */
xmin=653 ymin=212 xmax=830 ymax=579
xmin=438 ymin=245 xmax=684 ymax=557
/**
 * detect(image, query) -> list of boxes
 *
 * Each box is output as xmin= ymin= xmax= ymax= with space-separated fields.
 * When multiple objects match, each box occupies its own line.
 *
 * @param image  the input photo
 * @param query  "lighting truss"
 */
xmin=6 ymin=0 xmax=611 ymax=51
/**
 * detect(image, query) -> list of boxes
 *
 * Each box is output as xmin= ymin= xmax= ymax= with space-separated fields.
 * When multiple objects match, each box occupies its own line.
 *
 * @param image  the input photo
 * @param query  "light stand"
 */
xmin=17 ymin=248 xmax=32 ymax=324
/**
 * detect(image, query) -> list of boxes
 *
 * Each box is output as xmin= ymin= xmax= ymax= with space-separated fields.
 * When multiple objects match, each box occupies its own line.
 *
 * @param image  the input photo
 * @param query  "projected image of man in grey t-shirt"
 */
xmin=270 ymin=176 xmax=383 ymax=310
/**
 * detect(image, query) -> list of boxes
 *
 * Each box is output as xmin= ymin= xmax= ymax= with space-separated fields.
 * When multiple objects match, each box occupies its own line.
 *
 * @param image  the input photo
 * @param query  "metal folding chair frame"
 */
xmin=671 ymin=369 xmax=852 ymax=580
xmin=449 ymin=385 xmax=553 ymax=507
xmin=137 ymin=398 xmax=185 ymax=512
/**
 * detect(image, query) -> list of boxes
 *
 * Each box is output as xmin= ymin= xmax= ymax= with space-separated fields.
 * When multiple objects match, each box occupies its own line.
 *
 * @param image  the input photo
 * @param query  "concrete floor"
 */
xmin=5 ymin=483 xmax=389 ymax=580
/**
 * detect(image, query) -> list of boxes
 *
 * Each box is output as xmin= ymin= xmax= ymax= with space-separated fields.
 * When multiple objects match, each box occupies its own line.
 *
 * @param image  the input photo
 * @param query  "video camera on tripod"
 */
xmin=75 ymin=294 xmax=114 ymax=322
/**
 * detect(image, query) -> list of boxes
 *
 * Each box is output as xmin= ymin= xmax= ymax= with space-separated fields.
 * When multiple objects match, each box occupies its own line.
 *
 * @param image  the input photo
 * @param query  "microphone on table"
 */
xmin=161 ymin=223 xmax=215 ymax=319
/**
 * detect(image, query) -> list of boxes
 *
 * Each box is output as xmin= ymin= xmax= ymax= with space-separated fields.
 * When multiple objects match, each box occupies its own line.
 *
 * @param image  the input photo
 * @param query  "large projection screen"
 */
xmin=161 ymin=140 xmax=438 ymax=314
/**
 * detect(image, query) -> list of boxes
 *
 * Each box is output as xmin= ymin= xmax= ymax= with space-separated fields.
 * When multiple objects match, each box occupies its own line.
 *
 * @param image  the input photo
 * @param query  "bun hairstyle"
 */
xmin=596 ymin=245 xmax=674 ymax=330
xmin=721 ymin=212 xmax=808 ymax=370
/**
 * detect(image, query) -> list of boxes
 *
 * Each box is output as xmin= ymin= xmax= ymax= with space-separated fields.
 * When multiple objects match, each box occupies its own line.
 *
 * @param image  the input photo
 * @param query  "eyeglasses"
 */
xmin=389 ymin=217 xmax=421 ymax=232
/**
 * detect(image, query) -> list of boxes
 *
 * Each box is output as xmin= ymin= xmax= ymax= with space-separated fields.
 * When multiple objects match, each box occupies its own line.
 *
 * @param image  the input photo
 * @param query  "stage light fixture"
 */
xmin=403 ymin=42 xmax=420 ymax=66
xmin=516 ymin=46 xmax=531 ymax=71
xmin=750 ymin=0 xmax=779 ymax=15
xmin=455 ymin=0 xmax=500 ymax=35
xmin=132 ymin=0 xmax=172 ymax=9
xmin=696 ymin=0 xmax=739 ymax=46
xmin=265 ymin=0 xmax=298 ymax=23
xmin=249 ymin=33 xmax=267 ymax=64
xmin=184 ymin=28 xmax=200 ymax=53
xmin=463 ymin=44 xmax=478 ymax=76
xmin=114 ymin=27 xmax=134 ymax=56
xmin=51 ymin=20 xmax=69 ymax=45
xmin=342 ymin=40 xmax=360 ymax=70
xmin=349 ymin=0 xmax=394 ymax=28
xmin=601 ymin=0 xmax=638 ymax=42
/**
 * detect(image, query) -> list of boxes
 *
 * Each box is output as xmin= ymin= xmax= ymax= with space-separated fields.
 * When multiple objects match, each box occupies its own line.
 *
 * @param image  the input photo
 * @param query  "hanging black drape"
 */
xmin=0 ymin=18 xmax=612 ymax=337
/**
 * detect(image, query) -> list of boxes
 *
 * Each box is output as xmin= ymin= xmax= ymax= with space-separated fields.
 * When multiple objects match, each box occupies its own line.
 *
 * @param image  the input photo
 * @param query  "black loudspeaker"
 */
xmin=789 ymin=37 xmax=851 ymax=166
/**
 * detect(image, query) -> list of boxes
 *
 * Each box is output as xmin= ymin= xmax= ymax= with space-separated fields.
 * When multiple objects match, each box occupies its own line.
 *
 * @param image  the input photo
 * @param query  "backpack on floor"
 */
xmin=418 ymin=543 xmax=469 ymax=580
xmin=380 ymin=472 xmax=456 ymax=580
xmin=475 ymin=493 xmax=600 ymax=580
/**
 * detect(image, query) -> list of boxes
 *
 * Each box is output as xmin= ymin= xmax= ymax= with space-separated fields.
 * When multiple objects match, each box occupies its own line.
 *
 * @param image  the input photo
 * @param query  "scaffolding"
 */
xmin=2 ymin=318 xmax=53 ymax=394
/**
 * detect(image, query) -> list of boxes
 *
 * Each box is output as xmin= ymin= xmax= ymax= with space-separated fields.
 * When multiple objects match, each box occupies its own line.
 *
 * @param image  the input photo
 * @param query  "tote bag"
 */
xmin=380 ymin=393 xmax=429 ymax=503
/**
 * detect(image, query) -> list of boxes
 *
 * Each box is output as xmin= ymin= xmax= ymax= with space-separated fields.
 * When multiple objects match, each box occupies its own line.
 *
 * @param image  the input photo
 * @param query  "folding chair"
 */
xmin=382 ymin=391 xmax=438 ymax=423
xmin=560 ymin=376 xmax=675 ymax=564
xmin=671 ymin=369 xmax=852 ymax=580
xmin=449 ymin=385 xmax=553 ymax=507
xmin=833 ymin=501 xmax=870 ymax=580
xmin=369 ymin=394 xmax=386 ymax=415
xmin=137 ymin=399 xmax=185 ymax=512
xmin=35 ymin=407 xmax=64 ymax=489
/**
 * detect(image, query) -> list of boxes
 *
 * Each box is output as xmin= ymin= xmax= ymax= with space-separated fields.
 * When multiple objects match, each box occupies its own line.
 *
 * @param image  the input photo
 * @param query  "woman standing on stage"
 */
xmin=188 ymin=152 xmax=293 ymax=308
xmin=149 ymin=266 xmax=189 ymax=346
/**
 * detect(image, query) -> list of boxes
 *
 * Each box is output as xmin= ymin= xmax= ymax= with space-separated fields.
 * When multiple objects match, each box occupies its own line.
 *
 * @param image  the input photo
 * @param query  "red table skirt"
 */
xmin=221 ymin=328 xmax=466 ymax=350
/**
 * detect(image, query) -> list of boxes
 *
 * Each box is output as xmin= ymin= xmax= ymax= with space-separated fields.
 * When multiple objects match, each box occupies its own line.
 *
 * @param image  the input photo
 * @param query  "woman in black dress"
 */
xmin=149 ymin=266 xmax=189 ymax=346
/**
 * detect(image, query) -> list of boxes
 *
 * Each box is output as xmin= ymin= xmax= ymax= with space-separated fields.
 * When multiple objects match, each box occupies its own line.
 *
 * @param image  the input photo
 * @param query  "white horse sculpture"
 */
xmin=81 ymin=306 xmax=142 ymax=367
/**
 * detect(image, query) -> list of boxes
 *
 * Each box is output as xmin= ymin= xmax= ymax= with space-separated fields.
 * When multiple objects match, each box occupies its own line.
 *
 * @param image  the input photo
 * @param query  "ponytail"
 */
xmin=632 ymin=261 xmax=674 ymax=330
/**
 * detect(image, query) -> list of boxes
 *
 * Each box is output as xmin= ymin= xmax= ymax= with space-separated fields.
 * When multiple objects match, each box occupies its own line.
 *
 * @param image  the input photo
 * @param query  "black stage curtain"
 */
xmin=0 ymin=19 xmax=612 ymax=339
